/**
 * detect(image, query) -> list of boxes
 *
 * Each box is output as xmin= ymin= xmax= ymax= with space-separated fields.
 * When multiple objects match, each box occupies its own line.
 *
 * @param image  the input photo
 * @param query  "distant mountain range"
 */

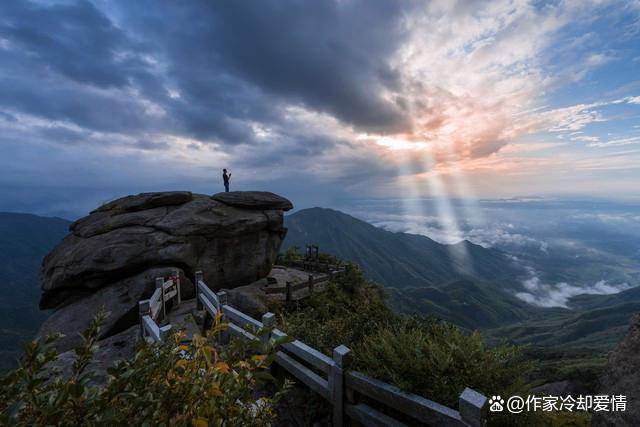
xmin=0 ymin=212 xmax=70 ymax=370
xmin=283 ymin=207 xmax=542 ymax=329
xmin=283 ymin=207 xmax=640 ymax=357
xmin=283 ymin=207 xmax=523 ymax=289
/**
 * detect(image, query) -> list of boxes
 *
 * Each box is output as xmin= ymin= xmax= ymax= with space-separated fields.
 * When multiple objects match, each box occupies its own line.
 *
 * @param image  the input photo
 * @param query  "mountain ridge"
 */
xmin=283 ymin=207 xmax=640 ymax=354
xmin=283 ymin=207 xmax=523 ymax=290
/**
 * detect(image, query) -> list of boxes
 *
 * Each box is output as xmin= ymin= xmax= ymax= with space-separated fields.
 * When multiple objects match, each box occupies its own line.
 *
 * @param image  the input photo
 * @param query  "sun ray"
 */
xmin=419 ymin=148 xmax=476 ymax=276
xmin=395 ymin=150 xmax=429 ymax=236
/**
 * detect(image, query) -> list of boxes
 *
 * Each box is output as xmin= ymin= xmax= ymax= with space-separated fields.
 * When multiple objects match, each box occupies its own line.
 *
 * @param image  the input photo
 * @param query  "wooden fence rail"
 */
xmin=195 ymin=270 xmax=488 ymax=427
xmin=138 ymin=270 xmax=182 ymax=343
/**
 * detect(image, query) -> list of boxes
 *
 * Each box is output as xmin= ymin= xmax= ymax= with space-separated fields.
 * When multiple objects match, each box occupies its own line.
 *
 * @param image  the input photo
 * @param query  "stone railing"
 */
xmin=261 ymin=268 xmax=345 ymax=302
xmin=137 ymin=270 xmax=182 ymax=343
xmin=195 ymin=270 xmax=488 ymax=427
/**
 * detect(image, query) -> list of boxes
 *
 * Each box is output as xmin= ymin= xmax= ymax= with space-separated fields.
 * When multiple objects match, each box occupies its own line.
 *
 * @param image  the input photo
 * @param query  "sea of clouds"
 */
xmin=344 ymin=199 xmax=639 ymax=308
xmin=515 ymin=267 xmax=632 ymax=308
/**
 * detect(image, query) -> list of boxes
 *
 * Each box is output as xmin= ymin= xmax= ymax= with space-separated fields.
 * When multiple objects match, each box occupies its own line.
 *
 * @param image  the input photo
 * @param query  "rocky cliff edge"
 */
xmin=38 ymin=190 xmax=292 ymax=352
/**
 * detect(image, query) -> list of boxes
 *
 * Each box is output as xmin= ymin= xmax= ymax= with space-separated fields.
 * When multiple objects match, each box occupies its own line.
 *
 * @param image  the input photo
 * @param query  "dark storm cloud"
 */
xmin=205 ymin=1 xmax=411 ymax=132
xmin=0 ymin=1 xmax=158 ymax=134
xmin=118 ymin=0 xmax=415 ymax=141
xmin=235 ymin=133 xmax=341 ymax=169
xmin=0 ymin=74 xmax=152 ymax=132
xmin=0 ymin=0 xmax=414 ymax=144
xmin=0 ymin=0 xmax=417 ymax=217
xmin=0 ymin=0 xmax=135 ymax=89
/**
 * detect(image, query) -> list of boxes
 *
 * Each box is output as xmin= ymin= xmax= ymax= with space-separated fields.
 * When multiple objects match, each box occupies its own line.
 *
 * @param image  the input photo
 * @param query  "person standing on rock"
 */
xmin=222 ymin=168 xmax=231 ymax=192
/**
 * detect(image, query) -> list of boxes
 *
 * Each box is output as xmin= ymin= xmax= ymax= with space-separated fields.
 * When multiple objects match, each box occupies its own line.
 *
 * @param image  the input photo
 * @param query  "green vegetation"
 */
xmin=355 ymin=319 xmax=528 ymax=408
xmin=0 ymin=312 xmax=283 ymax=426
xmin=280 ymin=263 xmax=530 ymax=408
xmin=278 ymin=261 xmax=593 ymax=426
xmin=387 ymin=280 xmax=538 ymax=329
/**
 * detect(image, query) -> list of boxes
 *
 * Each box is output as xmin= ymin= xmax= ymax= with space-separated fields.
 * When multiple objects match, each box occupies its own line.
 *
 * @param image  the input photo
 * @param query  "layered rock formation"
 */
xmin=38 ymin=190 xmax=292 ymax=352
xmin=592 ymin=313 xmax=640 ymax=426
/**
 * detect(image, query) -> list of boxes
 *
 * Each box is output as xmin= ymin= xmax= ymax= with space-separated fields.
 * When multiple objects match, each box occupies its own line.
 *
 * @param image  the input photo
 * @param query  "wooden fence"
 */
xmin=262 ymin=269 xmax=345 ymax=302
xmin=195 ymin=270 xmax=488 ymax=427
xmin=138 ymin=270 xmax=182 ymax=343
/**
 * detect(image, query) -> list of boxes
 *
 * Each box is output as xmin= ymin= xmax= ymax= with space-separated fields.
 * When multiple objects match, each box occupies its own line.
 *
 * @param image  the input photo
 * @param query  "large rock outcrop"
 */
xmin=38 ymin=190 xmax=292 ymax=352
xmin=592 ymin=313 xmax=640 ymax=426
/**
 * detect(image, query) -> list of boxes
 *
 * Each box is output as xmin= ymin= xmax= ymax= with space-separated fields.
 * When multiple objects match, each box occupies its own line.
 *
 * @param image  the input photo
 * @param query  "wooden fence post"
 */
xmin=156 ymin=277 xmax=166 ymax=320
xmin=285 ymin=281 xmax=292 ymax=302
xmin=261 ymin=312 xmax=275 ymax=351
xmin=174 ymin=268 xmax=181 ymax=305
xmin=459 ymin=388 xmax=488 ymax=427
xmin=330 ymin=345 xmax=351 ymax=427
xmin=195 ymin=271 xmax=203 ymax=310
xmin=138 ymin=300 xmax=150 ymax=338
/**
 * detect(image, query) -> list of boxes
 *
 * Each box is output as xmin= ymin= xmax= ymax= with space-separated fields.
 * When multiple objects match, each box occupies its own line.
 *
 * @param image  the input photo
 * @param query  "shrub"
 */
xmin=280 ymin=264 xmax=390 ymax=354
xmin=280 ymin=263 xmax=533 ymax=422
xmin=354 ymin=317 xmax=531 ymax=408
xmin=0 ymin=311 xmax=281 ymax=426
xmin=278 ymin=246 xmax=303 ymax=264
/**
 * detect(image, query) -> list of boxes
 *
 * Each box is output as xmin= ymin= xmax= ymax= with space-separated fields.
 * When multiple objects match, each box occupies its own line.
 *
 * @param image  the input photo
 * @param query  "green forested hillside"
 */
xmin=283 ymin=207 xmax=522 ymax=289
xmin=0 ymin=212 xmax=70 ymax=370
xmin=283 ymin=207 xmax=640 ymax=376
xmin=387 ymin=279 xmax=542 ymax=329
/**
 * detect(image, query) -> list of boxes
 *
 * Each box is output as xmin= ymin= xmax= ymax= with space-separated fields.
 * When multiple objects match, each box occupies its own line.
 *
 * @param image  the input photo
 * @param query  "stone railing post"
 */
xmin=217 ymin=291 xmax=229 ymax=344
xmin=285 ymin=281 xmax=292 ymax=302
xmin=159 ymin=324 xmax=172 ymax=343
xmin=459 ymin=388 xmax=488 ymax=427
xmin=261 ymin=312 xmax=275 ymax=351
xmin=138 ymin=300 xmax=150 ymax=338
xmin=330 ymin=345 xmax=351 ymax=427
xmin=308 ymin=274 xmax=314 ymax=294
xmin=174 ymin=268 xmax=181 ymax=305
xmin=156 ymin=277 xmax=166 ymax=320
xmin=218 ymin=290 xmax=227 ymax=306
xmin=195 ymin=271 xmax=203 ymax=310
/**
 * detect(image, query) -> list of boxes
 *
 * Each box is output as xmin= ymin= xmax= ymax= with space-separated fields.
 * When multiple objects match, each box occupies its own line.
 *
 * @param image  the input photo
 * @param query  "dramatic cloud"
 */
xmin=0 ymin=0 xmax=639 ymax=216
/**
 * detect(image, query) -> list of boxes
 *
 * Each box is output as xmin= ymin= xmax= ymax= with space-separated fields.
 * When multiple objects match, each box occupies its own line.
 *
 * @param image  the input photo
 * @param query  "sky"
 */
xmin=1 ymin=0 xmax=640 ymax=218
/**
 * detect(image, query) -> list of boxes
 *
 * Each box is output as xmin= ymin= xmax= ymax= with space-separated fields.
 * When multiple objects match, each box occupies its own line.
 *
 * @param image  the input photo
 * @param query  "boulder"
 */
xmin=221 ymin=266 xmax=313 ymax=319
xmin=38 ymin=267 xmax=192 ymax=352
xmin=92 ymin=191 xmax=193 ymax=214
xmin=212 ymin=191 xmax=293 ymax=211
xmin=592 ymin=313 xmax=640 ymax=426
xmin=223 ymin=279 xmax=271 ymax=319
xmin=39 ymin=191 xmax=292 ymax=352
